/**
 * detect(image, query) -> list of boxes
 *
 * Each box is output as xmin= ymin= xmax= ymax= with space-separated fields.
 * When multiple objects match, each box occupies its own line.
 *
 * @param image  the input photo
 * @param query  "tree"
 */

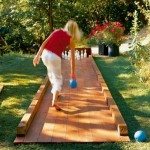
xmin=0 ymin=0 xmax=147 ymax=52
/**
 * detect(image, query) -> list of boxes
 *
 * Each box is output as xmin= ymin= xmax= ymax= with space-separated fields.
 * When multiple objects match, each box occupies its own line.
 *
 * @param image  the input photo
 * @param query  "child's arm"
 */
xmin=33 ymin=35 xmax=51 ymax=67
xmin=69 ymin=38 xmax=76 ymax=78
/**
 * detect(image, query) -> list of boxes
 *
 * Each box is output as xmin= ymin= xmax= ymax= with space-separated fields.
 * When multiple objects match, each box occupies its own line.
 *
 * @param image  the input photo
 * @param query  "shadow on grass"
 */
xmin=94 ymin=56 xmax=147 ymax=140
xmin=126 ymin=92 xmax=150 ymax=137
xmin=15 ymin=142 xmax=124 ymax=150
xmin=0 ymin=82 xmax=42 ymax=107
xmin=0 ymin=53 xmax=46 ymax=145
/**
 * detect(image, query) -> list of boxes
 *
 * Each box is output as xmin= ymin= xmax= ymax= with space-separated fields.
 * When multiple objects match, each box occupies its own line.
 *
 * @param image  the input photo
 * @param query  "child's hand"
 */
xmin=33 ymin=55 xmax=40 ymax=67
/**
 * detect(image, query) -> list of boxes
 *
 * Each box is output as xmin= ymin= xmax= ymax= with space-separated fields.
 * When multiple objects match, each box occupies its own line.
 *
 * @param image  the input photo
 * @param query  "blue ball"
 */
xmin=134 ymin=130 xmax=147 ymax=142
xmin=69 ymin=79 xmax=77 ymax=88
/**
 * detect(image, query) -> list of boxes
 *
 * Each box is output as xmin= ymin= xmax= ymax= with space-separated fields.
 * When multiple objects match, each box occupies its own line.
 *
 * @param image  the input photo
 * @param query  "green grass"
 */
xmin=0 ymin=53 xmax=150 ymax=150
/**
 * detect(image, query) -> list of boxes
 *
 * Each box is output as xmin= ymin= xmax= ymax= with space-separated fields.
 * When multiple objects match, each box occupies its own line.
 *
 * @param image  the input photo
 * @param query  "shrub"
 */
xmin=87 ymin=21 xmax=125 ymax=46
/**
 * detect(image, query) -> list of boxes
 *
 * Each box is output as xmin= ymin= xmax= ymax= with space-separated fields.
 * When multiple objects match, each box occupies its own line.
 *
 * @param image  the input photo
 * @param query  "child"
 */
xmin=33 ymin=20 xmax=81 ymax=110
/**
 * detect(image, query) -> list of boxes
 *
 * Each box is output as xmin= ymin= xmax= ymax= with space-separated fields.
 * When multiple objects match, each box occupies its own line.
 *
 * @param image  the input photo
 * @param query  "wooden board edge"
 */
xmin=16 ymin=76 xmax=50 ymax=136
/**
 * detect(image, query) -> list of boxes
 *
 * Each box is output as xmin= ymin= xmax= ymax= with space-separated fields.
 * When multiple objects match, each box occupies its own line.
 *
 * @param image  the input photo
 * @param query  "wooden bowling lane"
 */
xmin=14 ymin=57 xmax=130 ymax=143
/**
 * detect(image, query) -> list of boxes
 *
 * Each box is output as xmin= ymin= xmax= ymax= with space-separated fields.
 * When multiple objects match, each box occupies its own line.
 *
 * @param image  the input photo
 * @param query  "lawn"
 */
xmin=0 ymin=53 xmax=149 ymax=150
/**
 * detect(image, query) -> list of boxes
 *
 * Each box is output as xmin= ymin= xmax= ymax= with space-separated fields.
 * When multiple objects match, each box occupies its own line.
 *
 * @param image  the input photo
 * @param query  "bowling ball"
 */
xmin=69 ymin=79 xmax=77 ymax=88
xmin=134 ymin=130 xmax=147 ymax=142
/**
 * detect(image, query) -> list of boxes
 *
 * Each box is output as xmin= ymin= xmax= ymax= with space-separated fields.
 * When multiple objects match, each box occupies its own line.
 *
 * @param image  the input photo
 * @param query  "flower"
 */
xmin=87 ymin=24 xmax=105 ymax=46
xmin=102 ymin=22 xmax=125 ymax=46
xmin=87 ymin=21 xmax=125 ymax=46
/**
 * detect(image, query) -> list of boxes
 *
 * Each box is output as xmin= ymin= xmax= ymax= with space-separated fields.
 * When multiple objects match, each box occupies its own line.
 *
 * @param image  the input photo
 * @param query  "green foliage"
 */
xmin=136 ymin=0 xmax=150 ymax=25
xmin=28 ymin=0 xmax=53 ymax=35
xmin=87 ymin=22 xmax=125 ymax=47
xmin=102 ymin=22 xmax=125 ymax=46
xmin=87 ymin=36 xmax=100 ymax=47
xmin=0 ymin=0 xmax=38 ymax=53
xmin=129 ymin=42 xmax=150 ymax=83
xmin=54 ymin=0 xmax=91 ymax=34
xmin=129 ymin=8 xmax=150 ymax=83
xmin=130 ymin=10 xmax=140 ymax=38
xmin=0 ymin=0 xmax=146 ymax=52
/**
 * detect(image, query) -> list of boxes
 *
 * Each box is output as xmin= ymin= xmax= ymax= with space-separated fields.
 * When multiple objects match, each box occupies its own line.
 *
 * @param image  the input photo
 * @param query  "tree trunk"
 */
xmin=48 ymin=0 xmax=53 ymax=32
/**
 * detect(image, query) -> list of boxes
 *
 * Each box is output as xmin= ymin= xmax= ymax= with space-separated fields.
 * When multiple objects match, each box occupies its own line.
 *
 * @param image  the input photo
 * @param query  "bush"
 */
xmin=129 ymin=7 xmax=150 ymax=84
xmin=87 ymin=21 xmax=125 ymax=46
xmin=129 ymin=42 xmax=150 ymax=83
xmin=138 ymin=62 xmax=150 ymax=83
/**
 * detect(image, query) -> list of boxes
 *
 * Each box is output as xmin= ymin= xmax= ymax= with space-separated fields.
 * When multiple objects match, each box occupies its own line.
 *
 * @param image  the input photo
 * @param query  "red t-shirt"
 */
xmin=44 ymin=29 xmax=71 ymax=58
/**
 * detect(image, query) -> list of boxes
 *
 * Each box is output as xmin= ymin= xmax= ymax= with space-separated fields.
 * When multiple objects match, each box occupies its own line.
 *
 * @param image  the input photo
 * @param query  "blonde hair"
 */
xmin=64 ymin=20 xmax=81 ymax=42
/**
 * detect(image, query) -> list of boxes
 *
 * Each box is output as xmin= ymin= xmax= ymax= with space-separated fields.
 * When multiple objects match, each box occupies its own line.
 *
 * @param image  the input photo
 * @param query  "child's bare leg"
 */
xmin=52 ymin=90 xmax=59 ymax=106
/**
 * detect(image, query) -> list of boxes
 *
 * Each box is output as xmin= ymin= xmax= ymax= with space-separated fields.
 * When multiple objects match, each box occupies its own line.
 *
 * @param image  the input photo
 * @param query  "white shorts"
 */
xmin=41 ymin=49 xmax=63 ymax=94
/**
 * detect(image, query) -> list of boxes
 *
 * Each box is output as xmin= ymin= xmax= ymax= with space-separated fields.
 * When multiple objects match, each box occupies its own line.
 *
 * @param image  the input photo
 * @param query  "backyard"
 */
xmin=0 ymin=53 xmax=149 ymax=150
xmin=0 ymin=0 xmax=150 ymax=149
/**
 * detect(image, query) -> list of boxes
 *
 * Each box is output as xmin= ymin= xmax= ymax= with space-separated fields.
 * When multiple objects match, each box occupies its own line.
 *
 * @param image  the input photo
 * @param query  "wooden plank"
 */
xmin=17 ymin=106 xmax=37 ymax=135
xmin=16 ymin=76 xmax=49 ymax=135
xmin=107 ymin=97 xmax=116 ymax=106
xmin=104 ymin=90 xmax=128 ymax=136
xmin=14 ymin=136 xmax=24 ymax=144
xmin=24 ymin=88 xmax=52 ymax=143
xmin=103 ymin=89 xmax=112 ymax=100
xmin=111 ymin=106 xmax=128 ymax=136
xmin=89 ymin=106 xmax=116 ymax=142
xmin=101 ymin=83 xmax=109 ymax=92
xmin=91 ymin=58 xmax=129 ymax=136
xmin=91 ymin=57 xmax=110 ymax=94
xmin=97 ymin=75 xmax=105 ymax=83
xmin=51 ymin=111 xmax=68 ymax=142
xmin=90 ymin=57 xmax=101 ymax=75
xmin=14 ymin=57 xmax=130 ymax=143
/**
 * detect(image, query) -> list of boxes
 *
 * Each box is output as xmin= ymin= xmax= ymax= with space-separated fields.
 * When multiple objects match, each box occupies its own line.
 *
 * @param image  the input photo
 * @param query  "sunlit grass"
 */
xmin=94 ymin=55 xmax=150 ymax=149
xmin=0 ymin=52 xmax=46 ymax=148
xmin=1 ymin=74 xmax=42 ymax=86
xmin=0 ymin=53 xmax=150 ymax=150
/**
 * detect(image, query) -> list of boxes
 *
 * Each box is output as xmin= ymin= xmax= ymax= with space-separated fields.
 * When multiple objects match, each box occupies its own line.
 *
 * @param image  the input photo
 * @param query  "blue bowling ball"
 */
xmin=69 ymin=79 xmax=77 ymax=88
xmin=134 ymin=130 xmax=147 ymax=142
